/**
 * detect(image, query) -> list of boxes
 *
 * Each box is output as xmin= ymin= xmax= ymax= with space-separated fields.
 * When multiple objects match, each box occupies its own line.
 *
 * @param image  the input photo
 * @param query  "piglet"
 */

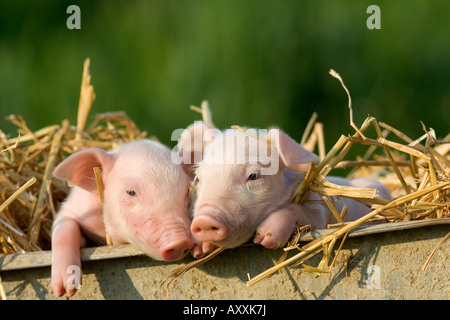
xmin=176 ymin=122 xmax=391 ymax=253
xmin=51 ymin=139 xmax=194 ymax=297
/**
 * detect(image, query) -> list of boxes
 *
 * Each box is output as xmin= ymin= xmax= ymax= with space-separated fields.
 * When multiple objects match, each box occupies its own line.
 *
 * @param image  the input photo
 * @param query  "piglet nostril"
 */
xmin=191 ymin=215 xmax=227 ymax=242
xmin=160 ymin=238 xmax=194 ymax=261
xmin=192 ymin=227 xmax=202 ymax=234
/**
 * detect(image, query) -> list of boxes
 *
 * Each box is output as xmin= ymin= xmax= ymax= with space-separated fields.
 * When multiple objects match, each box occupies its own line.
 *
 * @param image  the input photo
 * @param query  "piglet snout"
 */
xmin=160 ymin=238 xmax=195 ymax=261
xmin=191 ymin=214 xmax=227 ymax=242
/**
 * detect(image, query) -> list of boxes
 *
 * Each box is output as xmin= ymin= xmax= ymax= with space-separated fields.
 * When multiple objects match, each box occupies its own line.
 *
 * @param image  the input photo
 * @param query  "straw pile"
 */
xmin=0 ymin=58 xmax=148 ymax=254
xmin=246 ymin=70 xmax=450 ymax=285
xmin=167 ymin=71 xmax=449 ymax=288
xmin=0 ymin=60 xmax=448 ymax=289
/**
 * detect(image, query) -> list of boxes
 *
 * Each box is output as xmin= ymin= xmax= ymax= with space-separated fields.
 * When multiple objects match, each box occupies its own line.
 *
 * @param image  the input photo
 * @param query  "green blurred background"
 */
xmin=0 ymin=0 xmax=449 ymax=154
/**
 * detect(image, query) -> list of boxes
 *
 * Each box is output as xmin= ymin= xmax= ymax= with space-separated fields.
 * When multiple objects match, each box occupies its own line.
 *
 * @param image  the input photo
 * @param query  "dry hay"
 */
xmin=246 ymin=70 xmax=450 ymax=285
xmin=0 ymin=58 xmax=148 ymax=254
xmin=169 ymin=71 xmax=450 ymax=288
xmin=0 ymin=61 xmax=448 ymax=290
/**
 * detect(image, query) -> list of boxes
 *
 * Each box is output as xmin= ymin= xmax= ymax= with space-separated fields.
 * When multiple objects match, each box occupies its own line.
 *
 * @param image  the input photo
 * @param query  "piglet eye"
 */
xmin=126 ymin=190 xmax=137 ymax=196
xmin=248 ymin=172 xmax=261 ymax=181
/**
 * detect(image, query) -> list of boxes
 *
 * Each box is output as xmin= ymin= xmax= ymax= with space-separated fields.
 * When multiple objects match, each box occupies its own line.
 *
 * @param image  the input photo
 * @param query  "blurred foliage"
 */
xmin=0 ymin=0 xmax=449 ymax=155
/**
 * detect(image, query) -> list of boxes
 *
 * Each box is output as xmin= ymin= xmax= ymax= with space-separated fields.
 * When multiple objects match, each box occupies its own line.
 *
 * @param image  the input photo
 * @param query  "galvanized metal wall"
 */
xmin=1 ymin=221 xmax=449 ymax=300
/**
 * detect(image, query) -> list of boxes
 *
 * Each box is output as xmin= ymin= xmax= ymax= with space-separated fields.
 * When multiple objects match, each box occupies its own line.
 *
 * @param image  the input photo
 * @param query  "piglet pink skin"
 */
xmin=51 ymin=140 xmax=194 ymax=297
xmin=177 ymin=122 xmax=392 ymax=253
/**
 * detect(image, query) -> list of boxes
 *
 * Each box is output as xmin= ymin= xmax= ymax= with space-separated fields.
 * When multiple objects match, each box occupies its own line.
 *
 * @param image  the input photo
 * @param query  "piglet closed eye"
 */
xmin=51 ymin=140 xmax=194 ymax=297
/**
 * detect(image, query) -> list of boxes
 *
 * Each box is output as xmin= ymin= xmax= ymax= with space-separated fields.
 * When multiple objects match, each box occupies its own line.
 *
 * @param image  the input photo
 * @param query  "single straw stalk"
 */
xmin=322 ymin=196 xmax=344 ymax=223
xmin=422 ymin=231 xmax=450 ymax=271
xmin=348 ymin=136 xmax=430 ymax=161
xmin=76 ymin=58 xmax=95 ymax=144
xmin=335 ymin=159 xmax=411 ymax=169
xmin=93 ymin=166 xmax=112 ymax=245
xmin=247 ymin=181 xmax=450 ymax=286
xmin=301 ymin=112 xmax=318 ymax=146
xmin=427 ymin=159 xmax=442 ymax=218
xmin=0 ymin=177 xmax=36 ymax=233
xmin=162 ymin=247 xmax=226 ymax=298
xmin=190 ymin=100 xmax=215 ymax=127
xmin=329 ymin=69 xmax=365 ymax=139
xmin=28 ymin=120 xmax=69 ymax=243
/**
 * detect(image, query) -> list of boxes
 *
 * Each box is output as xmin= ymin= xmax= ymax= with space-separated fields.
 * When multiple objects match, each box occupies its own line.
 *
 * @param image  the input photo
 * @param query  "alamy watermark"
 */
xmin=65 ymin=5 xmax=381 ymax=31
xmin=67 ymin=265 xmax=81 ymax=290
xmin=367 ymin=5 xmax=381 ymax=30
xmin=366 ymin=264 xmax=381 ymax=289
xmin=170 ymin=122 xmax=279 ymax=176
xmin=66 ymin=5 xmax=81 ymax=30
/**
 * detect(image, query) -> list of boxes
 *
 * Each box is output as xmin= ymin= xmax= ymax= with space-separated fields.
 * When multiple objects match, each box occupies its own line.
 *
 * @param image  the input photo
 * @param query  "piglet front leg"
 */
xmin=253 ymin=201 xmax=329 ymax=249
xmin=51 ymin=215 xmax=86 ymax=297
xmin=253 ymin=204 xmax=304 ymax=249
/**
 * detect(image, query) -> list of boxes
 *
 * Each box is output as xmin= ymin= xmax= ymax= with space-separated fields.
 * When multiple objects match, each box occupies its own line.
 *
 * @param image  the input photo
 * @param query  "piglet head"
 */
xmin=54 ymin=140 xmax=194 ymax=261
xmin=177 ymin=123 xmax=319 ymax=249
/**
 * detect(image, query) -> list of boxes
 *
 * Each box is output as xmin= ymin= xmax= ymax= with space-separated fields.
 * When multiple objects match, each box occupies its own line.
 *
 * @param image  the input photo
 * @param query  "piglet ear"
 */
xmin=267 ymin=128 xmax=319 ymax=172
xmin=53 ymin=147 xmax=115 ymax=193
xmin=176 ymin=121 xmax=219 ymax=177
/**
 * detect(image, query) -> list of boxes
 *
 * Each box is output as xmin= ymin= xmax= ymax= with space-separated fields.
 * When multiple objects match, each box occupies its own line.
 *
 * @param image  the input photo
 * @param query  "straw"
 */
xmin=162 ymin=247 xmax=226 ymax=297
xmin=421 ymin=231 xmax=450 ymax=271
xmin=247 ymin=181 xmax=450 ymax=286
xmin=0 ymin=58 xmax=148 ymax=253
xmin=190 ymin=100 xmax=215 ymax=127
xmin=0 ymin=60 xmax=448 ymax=292
xmin=244 ymin=68 xmax=449 ymax=286
xmin=93 ymin=166 xmax=112 ymax=246
xmin=29 ymin=120 xmax=69 ymax=243
xmin=329 ymin=69 xmax=366 ymax=139
xmin=76 ymin=58 xmax=95 ymax=143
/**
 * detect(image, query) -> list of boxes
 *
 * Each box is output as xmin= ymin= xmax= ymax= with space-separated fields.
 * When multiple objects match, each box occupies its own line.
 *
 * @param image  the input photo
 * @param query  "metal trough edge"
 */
xmin=1 ymin=218 xmax=449 ymax=272
xmin=0 ymin=244 xmax=147 ymax=272
xmin=299 ymin=217 xmax=450 ymax=241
